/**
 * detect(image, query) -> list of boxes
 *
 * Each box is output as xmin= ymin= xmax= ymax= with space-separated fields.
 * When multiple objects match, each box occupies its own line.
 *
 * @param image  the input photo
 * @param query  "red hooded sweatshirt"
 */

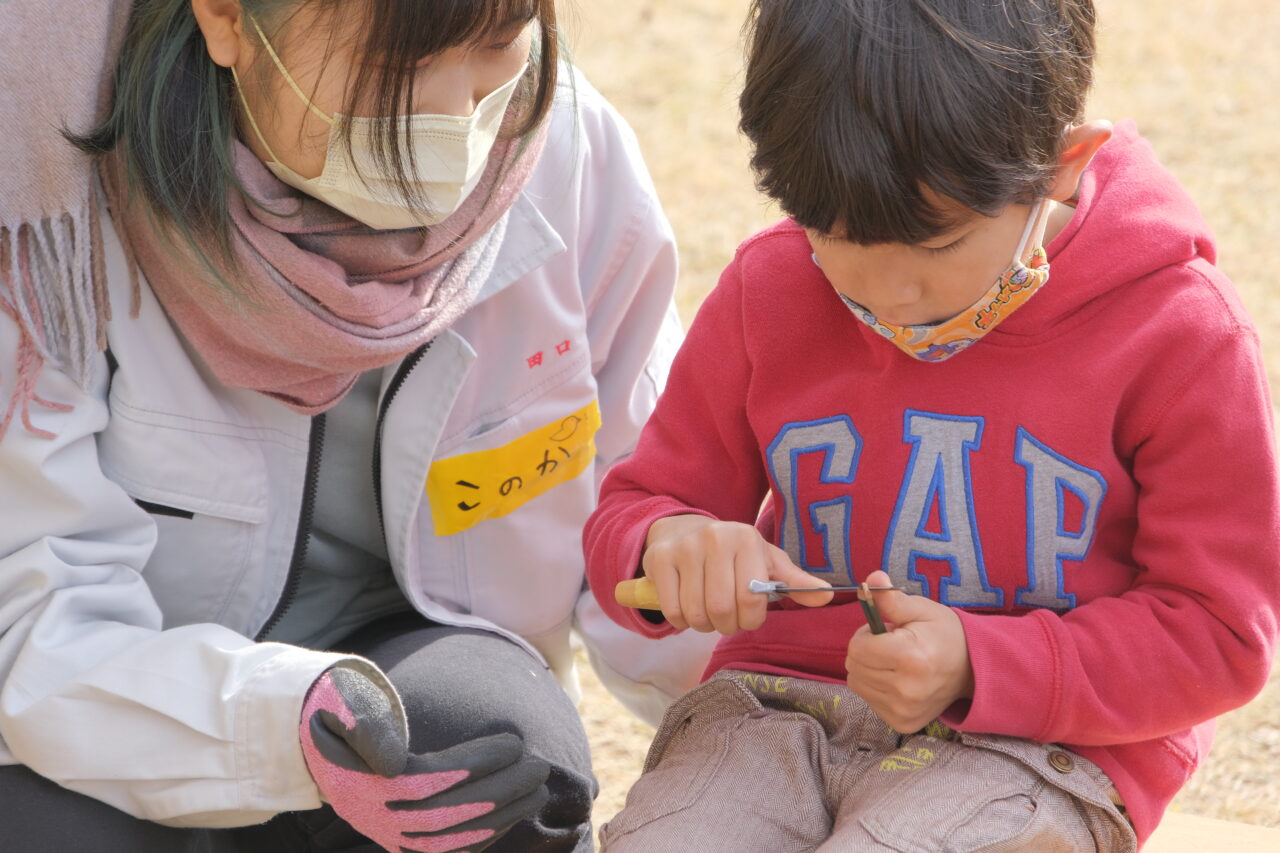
xmin=585 ymin=122 xmax=1280 ymax=844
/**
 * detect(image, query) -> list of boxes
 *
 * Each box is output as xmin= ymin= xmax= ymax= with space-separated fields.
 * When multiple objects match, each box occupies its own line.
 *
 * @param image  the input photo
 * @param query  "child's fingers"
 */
xmin=865 ymin=569 xmax=933 ymax=629
xmin=702 ymin=528 xmax=772 ymax=635
xmin=865 ymin=570 xmax=893 ymax=588
xmin=640 ymin=546 xmax=689 ymax=629
xmin=765 ymin=544 xmax=834 ymax=607
xmin=849 ymin=682 xmax=936 ymax=734
xmin=639 ymin=519 xmax=781 ymax=633
xmin=677 ymin=556 xmax=710 ymax=632
xmin=733 ymin=545 xmax=771 ymax=632
xmin=846 ymin=623 xmax=905 ymax=674
xmin=701 ymin=545 xmax=741 ymax=634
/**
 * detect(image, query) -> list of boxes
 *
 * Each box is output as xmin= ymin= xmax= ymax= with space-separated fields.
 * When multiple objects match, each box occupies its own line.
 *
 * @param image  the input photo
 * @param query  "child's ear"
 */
xmin=1045 ymin=120 xmax=1113 ymax=202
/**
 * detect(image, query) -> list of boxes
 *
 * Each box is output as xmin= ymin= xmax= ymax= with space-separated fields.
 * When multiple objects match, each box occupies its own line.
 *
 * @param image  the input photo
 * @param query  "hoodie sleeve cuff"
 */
xmin=939 ymin=609 xmax=1061 ymax=740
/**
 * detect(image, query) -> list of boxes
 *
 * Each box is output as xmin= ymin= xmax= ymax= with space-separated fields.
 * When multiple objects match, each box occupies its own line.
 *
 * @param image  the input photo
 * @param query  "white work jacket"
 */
xmin=0 ymin=71 xmax=714 ymax=827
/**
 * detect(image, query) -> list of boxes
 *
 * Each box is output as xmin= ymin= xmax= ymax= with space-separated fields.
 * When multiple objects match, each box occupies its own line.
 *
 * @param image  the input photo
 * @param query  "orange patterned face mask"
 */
xmin=836 ymin=200 xmax=1052 ymax=362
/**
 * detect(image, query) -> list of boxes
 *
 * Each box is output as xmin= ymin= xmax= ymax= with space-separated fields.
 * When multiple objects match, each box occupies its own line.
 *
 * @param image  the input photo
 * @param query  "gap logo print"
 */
xmin=765 ymin=410 xmax=1108 ymax=611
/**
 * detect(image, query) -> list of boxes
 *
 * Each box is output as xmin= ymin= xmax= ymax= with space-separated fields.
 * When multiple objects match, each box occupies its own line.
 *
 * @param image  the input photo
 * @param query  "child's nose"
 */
xmin=863 ymin=280 xmax=925 ymax=321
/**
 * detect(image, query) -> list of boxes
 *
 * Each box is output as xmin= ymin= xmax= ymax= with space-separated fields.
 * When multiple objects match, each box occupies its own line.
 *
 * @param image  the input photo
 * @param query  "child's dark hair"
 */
xmin=739 ymin=0 xmax=1096 ymax=244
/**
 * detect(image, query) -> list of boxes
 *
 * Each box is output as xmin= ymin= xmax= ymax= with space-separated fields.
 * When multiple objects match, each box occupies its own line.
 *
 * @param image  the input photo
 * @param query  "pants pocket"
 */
xmin=959 ymin=734 xmax=1137 ymax=853
xmin=855 ymin=738 xmax=1069 ymax=852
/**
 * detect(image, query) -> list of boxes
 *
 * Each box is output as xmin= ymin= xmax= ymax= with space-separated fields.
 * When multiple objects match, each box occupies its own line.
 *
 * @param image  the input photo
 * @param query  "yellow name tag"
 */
xmin=426 ymin=401 xmax=602 ymax=536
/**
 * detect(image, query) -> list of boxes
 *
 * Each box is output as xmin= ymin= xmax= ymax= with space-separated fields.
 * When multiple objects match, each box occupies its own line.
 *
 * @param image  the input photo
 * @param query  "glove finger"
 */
xmin=400 ymin=732 xmax=526 ymax=782
xmin=309 ymin=711 xmax=377 ymax=772
xmin=389 ymin=754 xmax=551 ymax=812
xmin=401 ymin=785 xmax=552 ymax=853
xmin=308 ymin=668 xmax=408 ymax=777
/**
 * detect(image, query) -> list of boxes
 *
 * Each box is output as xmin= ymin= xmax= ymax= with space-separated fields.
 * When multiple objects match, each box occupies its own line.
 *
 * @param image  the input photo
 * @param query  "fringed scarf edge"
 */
xmin=0 ymin=182 xmax=111 ymax=441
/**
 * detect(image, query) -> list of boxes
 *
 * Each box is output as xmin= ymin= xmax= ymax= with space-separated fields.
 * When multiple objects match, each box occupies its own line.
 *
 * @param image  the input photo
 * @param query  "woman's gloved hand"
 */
xmin=300 ymin=666 xmax=551 ymax=853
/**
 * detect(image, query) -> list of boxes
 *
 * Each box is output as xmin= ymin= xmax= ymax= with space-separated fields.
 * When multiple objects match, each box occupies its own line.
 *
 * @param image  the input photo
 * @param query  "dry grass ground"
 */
xmin=564 ymin=0 xmax=1280 ymax=834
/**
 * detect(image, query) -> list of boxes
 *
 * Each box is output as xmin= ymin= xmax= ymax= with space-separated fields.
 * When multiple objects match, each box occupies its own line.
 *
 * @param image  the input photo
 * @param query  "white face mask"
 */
xmin=234 ymin=16 xmax=526 ymax=230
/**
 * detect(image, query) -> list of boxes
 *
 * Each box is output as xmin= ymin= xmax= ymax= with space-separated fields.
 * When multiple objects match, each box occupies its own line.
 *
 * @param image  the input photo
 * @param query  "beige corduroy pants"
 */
xmin=601 ymin=670 xmax=1136 ymax=853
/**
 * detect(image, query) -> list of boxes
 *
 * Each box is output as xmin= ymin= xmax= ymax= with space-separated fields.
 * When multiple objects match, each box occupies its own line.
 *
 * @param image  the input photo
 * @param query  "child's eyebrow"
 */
xmin=915 ymin=209 xmax=983 ymax=246
xmin=917 ymin=225 xmax=973 ymax=249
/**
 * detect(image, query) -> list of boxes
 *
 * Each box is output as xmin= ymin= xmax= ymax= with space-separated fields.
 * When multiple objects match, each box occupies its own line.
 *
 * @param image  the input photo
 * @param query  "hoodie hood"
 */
xmin=997 ymin=120 xmax=1218 ymax=337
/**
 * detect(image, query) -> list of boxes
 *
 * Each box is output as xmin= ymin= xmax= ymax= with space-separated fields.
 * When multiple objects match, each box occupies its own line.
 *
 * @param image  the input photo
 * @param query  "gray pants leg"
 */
xmin=0 ymin=614 xmax=596 ymax=852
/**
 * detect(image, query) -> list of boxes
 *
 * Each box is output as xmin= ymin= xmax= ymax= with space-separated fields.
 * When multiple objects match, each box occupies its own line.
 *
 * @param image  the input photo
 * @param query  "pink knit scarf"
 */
xmin=101 ymin=122 xmax=546 ymax=414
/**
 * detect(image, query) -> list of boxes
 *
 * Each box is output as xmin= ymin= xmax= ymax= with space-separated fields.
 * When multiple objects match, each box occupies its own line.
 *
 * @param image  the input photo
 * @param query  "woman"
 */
xmin=0 ymin=1 xmax=713 ymax=850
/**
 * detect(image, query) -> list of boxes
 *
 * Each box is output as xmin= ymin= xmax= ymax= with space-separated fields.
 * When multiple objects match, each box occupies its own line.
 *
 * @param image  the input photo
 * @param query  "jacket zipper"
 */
xmin=373 ymin=342 xmax=432 ymax=540
xmin=256 ymin=413 xmax=326 ymax=641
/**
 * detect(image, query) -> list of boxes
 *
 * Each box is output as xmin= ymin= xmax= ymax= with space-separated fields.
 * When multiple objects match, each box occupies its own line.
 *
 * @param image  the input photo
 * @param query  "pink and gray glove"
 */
xmin=300 ymin=666 xmax=550 ymax=853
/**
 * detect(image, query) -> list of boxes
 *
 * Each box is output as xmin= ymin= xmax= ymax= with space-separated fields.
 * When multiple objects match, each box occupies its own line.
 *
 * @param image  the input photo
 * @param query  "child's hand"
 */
xmin=641 ymin=514 xmax=834 ymax=634
xmin=844 ymin=571 xmax=975 ymax=733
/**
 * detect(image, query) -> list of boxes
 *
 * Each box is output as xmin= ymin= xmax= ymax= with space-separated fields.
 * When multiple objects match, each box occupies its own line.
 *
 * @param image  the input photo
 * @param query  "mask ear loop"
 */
xmin=1011 ymin=199 xmax=1052 ymax=267
xmin=232 ymin=16 xmax=339 ymax=170
xmin=230 ymin=66 xmax=287 ymax=167
xmin=246 ymin=15 xmax=337 ymax=127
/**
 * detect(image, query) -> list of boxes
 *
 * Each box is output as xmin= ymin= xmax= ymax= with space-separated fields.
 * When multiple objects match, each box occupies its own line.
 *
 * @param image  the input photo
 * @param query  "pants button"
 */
xmin=1048 ymin=750 xmax=1076 ymax=773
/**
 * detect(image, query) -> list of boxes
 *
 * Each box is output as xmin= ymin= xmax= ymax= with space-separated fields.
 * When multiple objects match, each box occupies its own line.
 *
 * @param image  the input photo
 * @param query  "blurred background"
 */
xmin=562 ymin=0 xmax=1280 ymax=830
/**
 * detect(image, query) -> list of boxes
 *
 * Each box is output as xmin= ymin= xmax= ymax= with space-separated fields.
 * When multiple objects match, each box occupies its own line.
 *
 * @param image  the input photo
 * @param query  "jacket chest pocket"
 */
xmin=97 ymin=405 xmax=271 ymax=633
xmin=414 ymin=359 xmax=599 ymax=633
xmin=426 ymin=397 xmax=602 ymax=537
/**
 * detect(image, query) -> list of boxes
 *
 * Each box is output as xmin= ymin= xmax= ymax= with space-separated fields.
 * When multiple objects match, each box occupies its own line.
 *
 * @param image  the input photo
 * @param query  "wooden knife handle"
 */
xmin=614 ymin=577 xmax=661 ymax=610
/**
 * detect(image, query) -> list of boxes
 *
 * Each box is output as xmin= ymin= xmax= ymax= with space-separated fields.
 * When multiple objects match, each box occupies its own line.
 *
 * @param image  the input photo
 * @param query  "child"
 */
xmin=584 ymin=0 xmax=1280 ymax=850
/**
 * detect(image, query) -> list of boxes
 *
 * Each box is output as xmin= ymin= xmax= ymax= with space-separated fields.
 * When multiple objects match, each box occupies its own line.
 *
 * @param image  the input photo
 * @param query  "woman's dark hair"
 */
xmin=739 ymin=0 xmax=1096 ymax=244
xmin=72 ymin=0 xmax=558 ymax=263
